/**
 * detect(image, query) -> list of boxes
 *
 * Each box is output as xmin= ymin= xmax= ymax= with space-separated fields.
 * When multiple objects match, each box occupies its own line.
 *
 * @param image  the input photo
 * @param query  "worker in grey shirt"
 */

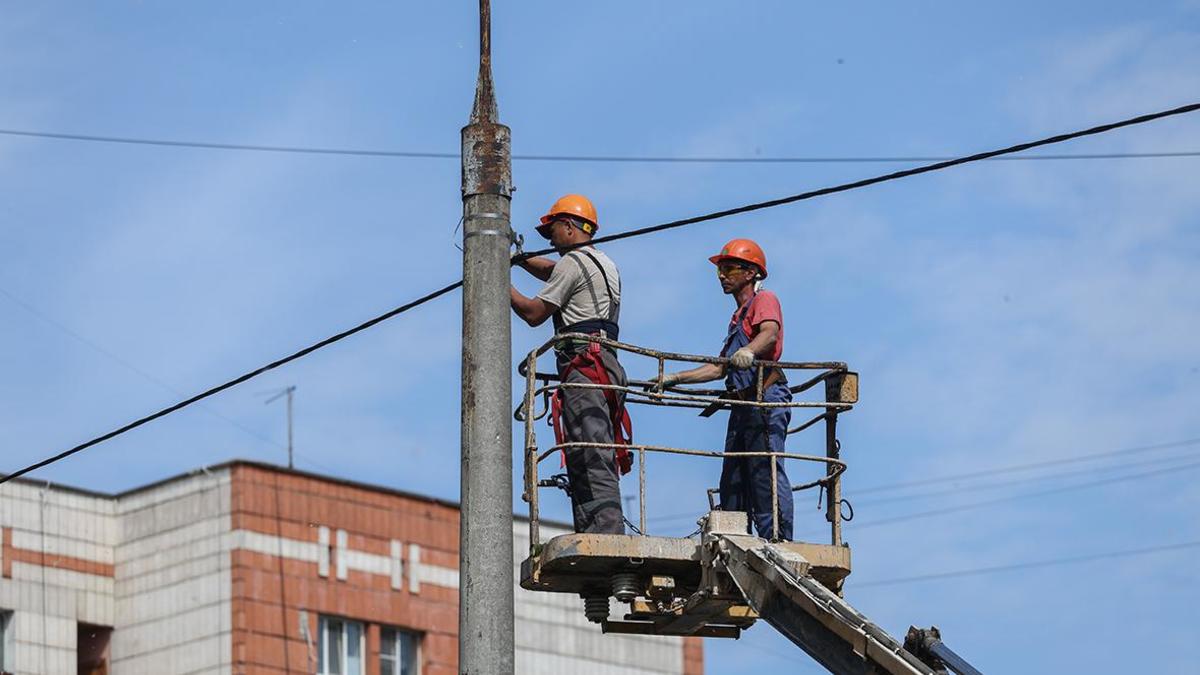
xmin=511 ymin=194 xmax=630 ymax=534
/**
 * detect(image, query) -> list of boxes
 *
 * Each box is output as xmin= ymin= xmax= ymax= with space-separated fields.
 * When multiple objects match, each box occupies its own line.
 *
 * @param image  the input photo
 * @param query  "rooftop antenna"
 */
xmin=264 ymin=386 xmax=297 ymax=469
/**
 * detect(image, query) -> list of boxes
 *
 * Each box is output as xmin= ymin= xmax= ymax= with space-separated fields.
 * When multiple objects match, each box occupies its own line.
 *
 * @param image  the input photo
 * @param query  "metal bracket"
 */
xmin=464 ymin=211 xmax=507 ymax=222
xmin=463 ymin=228 xmax=510 ymax=240
xmin=462 ymin=211 xmax=514 ymax=244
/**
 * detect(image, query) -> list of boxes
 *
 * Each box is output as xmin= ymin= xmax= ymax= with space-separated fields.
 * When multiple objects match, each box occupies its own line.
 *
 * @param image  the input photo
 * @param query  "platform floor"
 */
xmin=521 ymin=533 xmax=851 ymax=596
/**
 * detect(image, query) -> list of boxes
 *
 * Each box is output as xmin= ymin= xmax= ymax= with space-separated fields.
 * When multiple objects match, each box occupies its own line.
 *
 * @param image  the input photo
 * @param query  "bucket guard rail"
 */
xmin=516 ymin=332 xmax=858 ymax=547
xmin=515 ymin=334 xmax=982 ymax=675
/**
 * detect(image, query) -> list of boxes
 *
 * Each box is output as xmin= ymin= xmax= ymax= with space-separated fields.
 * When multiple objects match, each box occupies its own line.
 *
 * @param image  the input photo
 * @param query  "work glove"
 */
xmin=729 ymin=347 xmax=755 ymax=370
xmin=644 ymin=372 xmax=681 ymax=392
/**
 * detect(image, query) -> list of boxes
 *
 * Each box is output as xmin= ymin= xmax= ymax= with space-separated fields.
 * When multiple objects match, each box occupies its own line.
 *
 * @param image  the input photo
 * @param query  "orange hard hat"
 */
xmin=537 ymin=194 xmax=598 ymax=238
xmin=709 ymin=238 xmax=768 ymax=278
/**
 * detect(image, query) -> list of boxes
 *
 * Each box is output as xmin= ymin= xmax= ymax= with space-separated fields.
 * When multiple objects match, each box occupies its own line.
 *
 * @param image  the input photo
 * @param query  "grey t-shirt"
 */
xmin=536 ymin=247 xmax=621 ymax=329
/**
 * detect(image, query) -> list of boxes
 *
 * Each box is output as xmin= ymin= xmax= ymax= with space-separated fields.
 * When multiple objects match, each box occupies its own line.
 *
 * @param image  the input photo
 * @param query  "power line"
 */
xmin=853 ymin=451 xmax=1200 ymax=506
xmin=853 ymin=437 xmax=1200 ymax=495
xmin=738 ymin=636 xmax=825 ymax=670
xmin=522 ymin=101 xmax=1200 ymax=259
xmin=2 ymin=127 xmax=1199 ymax=164
xmin=4 ymin=102 xmax=1198 ymax=482
xmin=649 ymin=454 xmax=1199 ymax=528
xmin=646 ymin=437 xmax=1200 ymax=524
xmin=0 ymin=280 xmax=462 ymax=485
xmin=0 ymin=283 xmax=339 ymax=472
xmin=517 ymin=151 xmax=1200 ymax=163
xmin=729 ymin=538 xmax=1198 ymax=666
xmin=805 ymin=458 xmax=1200 ymax=536
xmin=735 ymin=540 xmax=1200 ymax=667
xmin=0 ymin=129 xmax=456 ymax=159
xmin=854 ymin=540 xmax=1200 ymax=588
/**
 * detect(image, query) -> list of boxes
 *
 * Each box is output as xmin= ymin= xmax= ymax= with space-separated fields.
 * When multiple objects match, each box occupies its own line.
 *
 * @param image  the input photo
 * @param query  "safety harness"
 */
xmin=548 ymin=249 xmax=633 ymax=476
xmin=699 ymin=291 xmax=787 ymax=417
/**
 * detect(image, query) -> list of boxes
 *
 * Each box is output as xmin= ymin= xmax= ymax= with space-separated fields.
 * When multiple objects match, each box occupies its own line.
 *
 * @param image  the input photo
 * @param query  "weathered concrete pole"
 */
xmin=458 ymin=0 xmax=514 ymax=672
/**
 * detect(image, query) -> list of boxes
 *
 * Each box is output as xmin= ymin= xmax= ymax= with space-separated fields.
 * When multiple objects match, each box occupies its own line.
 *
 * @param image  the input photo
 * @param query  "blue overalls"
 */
xmin=718 ymin=294 xmax=794 ymax=541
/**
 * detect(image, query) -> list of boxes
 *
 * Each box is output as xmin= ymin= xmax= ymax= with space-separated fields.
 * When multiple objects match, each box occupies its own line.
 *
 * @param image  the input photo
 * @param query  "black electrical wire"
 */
xmin=2 ymin=127 xmax=1199 ymax=164
xmin=646 ymin=443 xmax=1200 ymax=525
xmin=0 ymin=280 xmax=462 ymax=485
xmin=0 ymin=284 xmax=337 ymax=472
xmin=4 ymin=102 xmax=1198 ymax=483
xmin=852 ymin=436 xmax=1200 ymax=496
xmin=741 ymin=539 xmax=1200 ymax=665
xmin=520 ymin=101 xmax=1200 ymax=259
xmin=0 ymin=129 xmax=457 ymax=159
xmin=817 ymin=458 xmax=1200 ymax=534
xmin=852 ymin=450 xmax=1200 ymax=506
xmin=853 ymin=540 xmax=1200 ymax=588
xmin=516 ymin=150 xmax=1200 ymax=163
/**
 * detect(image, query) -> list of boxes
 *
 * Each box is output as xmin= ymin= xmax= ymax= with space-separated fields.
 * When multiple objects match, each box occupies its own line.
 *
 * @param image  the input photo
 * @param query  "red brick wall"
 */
xmin=683 ymin=637 xmax=704 ymax=675
xmin=0 ymin=524 xmax=112 ymax=578
xmin=2 ymin=526 xmax=11 ymax=578
xmin=230 ymin=464 xmax=460 ymax=674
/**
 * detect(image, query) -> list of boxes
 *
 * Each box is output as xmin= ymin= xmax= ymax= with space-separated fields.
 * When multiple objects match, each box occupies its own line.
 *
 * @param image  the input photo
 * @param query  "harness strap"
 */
xmin=558 ymin=319 xmax=619 ymax=342
xmin=554 ymin=249 xmax=620 ymax=329
xmin=549 ymin=390 xmax=566 ymax=466
xmin=548 ymin=345 xmax=633 ymax=476
xmin=721 ymin=292 xmax=758 ymax=357
xmin=575 ymin=249 xmax=620 ymax=322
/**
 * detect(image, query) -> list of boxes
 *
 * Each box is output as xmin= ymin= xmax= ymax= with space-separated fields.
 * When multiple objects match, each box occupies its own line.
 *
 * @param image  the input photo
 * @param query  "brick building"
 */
xmin=0 ymin=461 xmax=703 ymax=674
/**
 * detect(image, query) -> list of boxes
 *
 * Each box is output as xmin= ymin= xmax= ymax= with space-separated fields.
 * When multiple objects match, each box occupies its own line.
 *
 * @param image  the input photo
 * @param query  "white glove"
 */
xmin=646 ymin=372 xmax=681 ymax=392
xmin=730 ymin=347 xmax=755 ymax=369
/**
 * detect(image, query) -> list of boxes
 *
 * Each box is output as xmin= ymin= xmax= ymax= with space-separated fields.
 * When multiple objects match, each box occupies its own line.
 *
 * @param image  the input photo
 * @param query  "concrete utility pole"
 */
xmin=459 ymin=0 xmax=514 ymax=673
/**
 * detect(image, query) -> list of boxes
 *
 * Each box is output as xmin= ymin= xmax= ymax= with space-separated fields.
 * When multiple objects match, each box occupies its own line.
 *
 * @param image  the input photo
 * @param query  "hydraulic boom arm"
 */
xmin=716 ymin=533 xmax=937 ymax=675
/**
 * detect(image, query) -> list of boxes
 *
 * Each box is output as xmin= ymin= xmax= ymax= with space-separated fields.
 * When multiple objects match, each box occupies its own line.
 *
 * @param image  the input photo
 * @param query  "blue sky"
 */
xmin=2 ymin=2 xmax=1198 ymax=673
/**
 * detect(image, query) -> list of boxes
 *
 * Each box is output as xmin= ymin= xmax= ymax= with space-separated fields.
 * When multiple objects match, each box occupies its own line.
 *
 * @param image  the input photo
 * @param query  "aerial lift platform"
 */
xmin=516 ymin=335 xmax=981 ymax=675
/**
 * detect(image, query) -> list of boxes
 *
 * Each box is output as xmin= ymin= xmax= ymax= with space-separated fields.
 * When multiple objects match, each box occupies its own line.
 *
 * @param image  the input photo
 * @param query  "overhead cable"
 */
xmin=521 ymin=102 xmax=1200 ymax=258
xmin=854 ymin=540 xmax=1200 ymax=588
xmin=647 ymin=442 xmax=1200 ymax=524
xmin=0 ymin=280 xmax=462 ymax=485
xmin=854 ymin=437 xmax=1200 ymax=495
xmin=2 ymin=127 xmax=1199 ymax=164
xmin=852 ymin=450 xmax=1200 ymax=506
xmin=813 ymin=458 xmax=1200 ymax=535
xmin=0 ymin=284 xmax=336 ymax=472
xmin=4 ymin=102 xmax=1197 ymax=482
xmin=0 ymin=129 xmax=456 ymax=159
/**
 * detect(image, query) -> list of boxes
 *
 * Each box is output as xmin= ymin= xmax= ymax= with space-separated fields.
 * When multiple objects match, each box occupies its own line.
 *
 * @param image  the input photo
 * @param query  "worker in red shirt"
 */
xmin=651 ymin=239 xmax=793 ymax=540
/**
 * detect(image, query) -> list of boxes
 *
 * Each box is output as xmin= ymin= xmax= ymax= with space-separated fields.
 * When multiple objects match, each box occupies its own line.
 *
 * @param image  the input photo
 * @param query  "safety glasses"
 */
xmin=716 ymin=262 xmax=753 ymax=277
xmin=546 ymin=217 xmax=576 ymax=232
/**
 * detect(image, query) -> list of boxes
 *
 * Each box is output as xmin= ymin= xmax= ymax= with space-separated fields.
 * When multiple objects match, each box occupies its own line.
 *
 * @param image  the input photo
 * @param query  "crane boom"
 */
xmin=716 ymin=533 xmax=934 ymax=674
xmin=521 ymin=511 xmax=983 ymax=675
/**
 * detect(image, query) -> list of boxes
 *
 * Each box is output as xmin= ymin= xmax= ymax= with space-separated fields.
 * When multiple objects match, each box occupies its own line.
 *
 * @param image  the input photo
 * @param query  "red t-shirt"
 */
xmin=728 ymin=290 xmax=784 ymax=361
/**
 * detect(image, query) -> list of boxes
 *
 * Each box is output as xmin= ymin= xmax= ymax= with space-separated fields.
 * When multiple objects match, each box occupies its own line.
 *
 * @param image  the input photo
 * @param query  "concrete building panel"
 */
xmin=111 ymin=469 xmax=232 ymax=675
xmin=0 ymin=461 xmax=704 ymax=674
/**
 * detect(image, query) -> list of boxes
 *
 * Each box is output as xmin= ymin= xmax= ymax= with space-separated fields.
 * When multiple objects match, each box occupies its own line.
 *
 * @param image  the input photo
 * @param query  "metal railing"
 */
xmin=515 ymin=333 xmax=857 ymax=550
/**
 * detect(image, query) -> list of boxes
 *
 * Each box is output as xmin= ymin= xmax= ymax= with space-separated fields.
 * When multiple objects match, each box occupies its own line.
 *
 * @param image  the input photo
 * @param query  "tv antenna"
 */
xmin=264 ymin=386 xmax=297 ymax=469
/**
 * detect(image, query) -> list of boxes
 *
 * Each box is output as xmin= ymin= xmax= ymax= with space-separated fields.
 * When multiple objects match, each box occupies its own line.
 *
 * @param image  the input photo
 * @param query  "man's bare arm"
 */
xmin=745 ymin=320 xmax=779 ymax=359
xmin=516 ymin=256 xmax=556 ymax=282
xmin=510 ymin=287 xmax=557 ymax=326
xmin=653 ymin=321 xmax=780 ymax=388
xmin=667 ymin=362 xmax=726 ymax=385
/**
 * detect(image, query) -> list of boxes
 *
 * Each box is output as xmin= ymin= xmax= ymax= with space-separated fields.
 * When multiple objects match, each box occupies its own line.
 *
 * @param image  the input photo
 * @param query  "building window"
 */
xmin=317 ymin=616 xmax=364 ymax=675
xmin=379 ymin=627 xmax=419 ymax=675
xmin=1 ymin=611 xmax=13 ymax=675
xmin=77 ymin=623 xmax=112 ymax=675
